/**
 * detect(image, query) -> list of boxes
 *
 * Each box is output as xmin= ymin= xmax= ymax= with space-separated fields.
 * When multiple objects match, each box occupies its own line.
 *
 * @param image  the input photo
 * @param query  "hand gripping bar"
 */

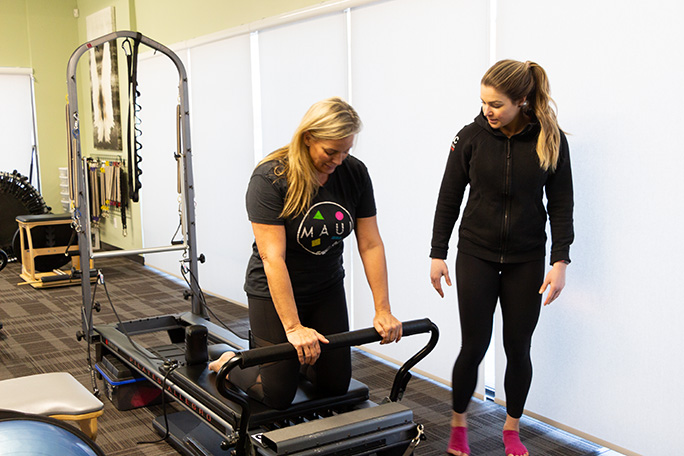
xmin=216 ymin=318 xmax=438 ymax=392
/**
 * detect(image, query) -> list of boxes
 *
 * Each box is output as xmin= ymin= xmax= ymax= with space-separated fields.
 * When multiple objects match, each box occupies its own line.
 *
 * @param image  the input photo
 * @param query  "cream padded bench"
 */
xmin=0 ymin=372 xmax=104 ymax=440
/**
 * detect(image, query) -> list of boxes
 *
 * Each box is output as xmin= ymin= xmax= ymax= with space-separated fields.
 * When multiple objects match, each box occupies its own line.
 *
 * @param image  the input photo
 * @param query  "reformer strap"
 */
xmin=122 ymin=34 xmax=143 ymax=203
xmin=119 ymin=163 xmax=128 ymax=234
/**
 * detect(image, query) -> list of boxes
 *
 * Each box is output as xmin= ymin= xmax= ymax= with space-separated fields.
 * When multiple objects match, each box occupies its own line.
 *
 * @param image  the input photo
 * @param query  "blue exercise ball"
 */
xmin=0 ymin=411 xmax=105 ymax=456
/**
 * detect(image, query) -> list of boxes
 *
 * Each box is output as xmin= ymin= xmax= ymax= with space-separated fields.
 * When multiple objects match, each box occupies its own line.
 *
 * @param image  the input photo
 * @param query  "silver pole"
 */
xmin=92 ymin=244 xmax=187 ymax=259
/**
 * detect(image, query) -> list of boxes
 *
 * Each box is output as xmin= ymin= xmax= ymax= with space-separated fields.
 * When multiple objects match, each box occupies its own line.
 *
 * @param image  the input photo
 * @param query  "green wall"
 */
xmin=133 ymin=0 xmax=325 ymax=46
xmin=1 ymin=0 xmax=79 ymax=214
xmin=69 ymin=0 xmax=138 ymax=249
xmin=0 ymin=0 xmax=32 ymax=67
xmin=1 ymin=0 xmax=324 ymax=250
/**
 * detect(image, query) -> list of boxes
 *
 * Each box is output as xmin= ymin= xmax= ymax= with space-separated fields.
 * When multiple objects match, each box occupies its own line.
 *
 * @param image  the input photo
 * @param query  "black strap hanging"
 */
xmin=28 ymin=145 xmax=38 ymax=189
xmin=122 ymin=34 xmax=143 ymax=203
xmin=119 ymin=163 xmax=128 ymax=235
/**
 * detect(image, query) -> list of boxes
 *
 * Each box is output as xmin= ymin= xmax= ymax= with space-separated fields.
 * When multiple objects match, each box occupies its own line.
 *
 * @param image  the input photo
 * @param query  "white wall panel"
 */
xmin=349 ymin=0 xmax=489 ymax=385
xmin=137 ymin=37 xmax=255 ymax=305
xmin=137 ymin=50 xmax=192 ymax=277
xmin=495 ymin=1 xmax=684 ymax=454
xmin=188 ymin=35 xmax=255 ymax=305
xmin=258 ymin=12 xmax=348 ymax=157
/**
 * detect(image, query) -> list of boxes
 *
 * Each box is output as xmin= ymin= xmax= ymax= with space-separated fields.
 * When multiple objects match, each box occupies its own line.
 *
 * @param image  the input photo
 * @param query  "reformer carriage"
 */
xmin=67 ymin=31 xmax=438 ymax=456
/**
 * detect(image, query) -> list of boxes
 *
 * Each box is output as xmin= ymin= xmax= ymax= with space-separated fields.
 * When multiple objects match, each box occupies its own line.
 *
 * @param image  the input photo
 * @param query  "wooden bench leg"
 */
xmin=51 ymin=410 xmax=103 ymax=441
xmin=78 ymin=416 xmax=99 ymax=441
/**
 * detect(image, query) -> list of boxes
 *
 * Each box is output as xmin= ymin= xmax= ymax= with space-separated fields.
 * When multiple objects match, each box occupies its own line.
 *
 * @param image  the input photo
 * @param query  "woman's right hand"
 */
xmin=430 ymin=258 xmax=452 ymax=298
xmin=285 ymin=324 xmax=330 ymax=365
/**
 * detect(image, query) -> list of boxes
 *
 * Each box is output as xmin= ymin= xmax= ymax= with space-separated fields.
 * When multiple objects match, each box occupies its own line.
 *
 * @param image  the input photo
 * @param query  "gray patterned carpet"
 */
xmin=0 ymin=257 xmax=608 ymax=455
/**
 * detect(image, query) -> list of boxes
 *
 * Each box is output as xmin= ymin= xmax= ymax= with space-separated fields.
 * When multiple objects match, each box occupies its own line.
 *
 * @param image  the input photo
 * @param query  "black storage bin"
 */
xmin=95 ymin=355 xmax=162 ymax=411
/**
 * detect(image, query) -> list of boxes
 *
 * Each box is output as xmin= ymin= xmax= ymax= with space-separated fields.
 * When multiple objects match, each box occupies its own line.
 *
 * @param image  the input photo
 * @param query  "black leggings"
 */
xmin=229 ymin=283 xmax=352 ymax=409
xmin=452 ymin=252 xmax=545 ymax=418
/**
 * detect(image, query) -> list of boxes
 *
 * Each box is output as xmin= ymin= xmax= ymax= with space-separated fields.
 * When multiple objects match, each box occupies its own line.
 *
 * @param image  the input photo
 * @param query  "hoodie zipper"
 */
xmin=500 ymin=139 xmax=512 ymax=263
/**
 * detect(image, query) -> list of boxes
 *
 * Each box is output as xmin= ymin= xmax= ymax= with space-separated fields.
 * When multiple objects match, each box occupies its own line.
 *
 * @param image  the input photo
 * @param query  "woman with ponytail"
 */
xmin=210 ymin=97 xmax=402 ymax=409
xmin=429 ymin=60 xmax=574 ymax=456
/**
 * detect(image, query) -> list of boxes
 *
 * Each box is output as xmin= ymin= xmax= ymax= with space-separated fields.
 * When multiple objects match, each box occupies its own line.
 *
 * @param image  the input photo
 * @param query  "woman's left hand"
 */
xmin=373 ymin=310 xmax=403 ymax=344
xmin=539 ymin=261 xmax=567 ymax=306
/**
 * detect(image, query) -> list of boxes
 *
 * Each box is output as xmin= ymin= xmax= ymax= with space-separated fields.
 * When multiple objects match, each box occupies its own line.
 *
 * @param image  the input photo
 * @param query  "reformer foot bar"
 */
xmin=66 ymin=32 xmax=440 ymax=456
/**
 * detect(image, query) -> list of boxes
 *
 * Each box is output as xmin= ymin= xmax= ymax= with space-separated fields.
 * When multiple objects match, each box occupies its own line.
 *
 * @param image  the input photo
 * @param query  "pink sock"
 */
xmin=503 ymin=430 xmax=528 ymax=456
xmin=447 ymin=426 xmax=470 ymax=455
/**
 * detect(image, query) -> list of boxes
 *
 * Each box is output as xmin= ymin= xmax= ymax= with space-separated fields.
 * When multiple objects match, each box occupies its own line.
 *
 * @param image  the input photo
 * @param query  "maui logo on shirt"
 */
xmin=297 ymin=202 xmax=353 ymax=255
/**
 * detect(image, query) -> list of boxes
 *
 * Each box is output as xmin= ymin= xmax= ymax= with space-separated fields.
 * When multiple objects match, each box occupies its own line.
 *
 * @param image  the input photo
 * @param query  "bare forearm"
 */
xmin=262 ymin=258 xmax=301 ymax=331
xmin=359 ymin=243 xmax=391 ymax=313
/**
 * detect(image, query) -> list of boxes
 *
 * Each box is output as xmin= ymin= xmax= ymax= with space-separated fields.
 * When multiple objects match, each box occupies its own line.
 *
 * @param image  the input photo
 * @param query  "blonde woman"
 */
xmin=210 ymin=97 xmax=402 ymax=409
xmin=429 ymin=60 xmax=574 ymax=456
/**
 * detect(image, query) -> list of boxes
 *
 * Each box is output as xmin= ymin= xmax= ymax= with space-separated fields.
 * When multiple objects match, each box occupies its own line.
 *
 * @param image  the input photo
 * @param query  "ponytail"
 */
xmin=528 ymin=63 xmax=561 ymax=172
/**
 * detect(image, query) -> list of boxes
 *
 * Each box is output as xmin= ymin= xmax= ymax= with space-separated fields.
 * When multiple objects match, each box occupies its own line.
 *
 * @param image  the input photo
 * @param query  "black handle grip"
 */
xmin=236 ymin=318 xmax=434 ymax=369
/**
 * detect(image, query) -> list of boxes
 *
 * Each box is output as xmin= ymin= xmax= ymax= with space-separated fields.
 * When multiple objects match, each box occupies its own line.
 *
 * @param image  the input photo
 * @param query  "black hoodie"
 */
xmin=430 ymin=112 xmax=574 ymax=265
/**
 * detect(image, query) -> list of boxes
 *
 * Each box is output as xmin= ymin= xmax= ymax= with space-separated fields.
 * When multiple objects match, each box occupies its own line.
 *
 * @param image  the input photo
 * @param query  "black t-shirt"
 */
xmin=244 ymin=155 xmax=377 ymax=300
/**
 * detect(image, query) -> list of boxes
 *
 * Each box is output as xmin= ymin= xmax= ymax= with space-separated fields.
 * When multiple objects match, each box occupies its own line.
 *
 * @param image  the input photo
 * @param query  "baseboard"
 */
xmin=493 ymin=398 xmax=640 ymax=456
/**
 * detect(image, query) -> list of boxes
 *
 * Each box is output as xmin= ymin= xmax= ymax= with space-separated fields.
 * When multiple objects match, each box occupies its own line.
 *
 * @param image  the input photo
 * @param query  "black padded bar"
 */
xmin=15 ymin=214 xmax=72 ymax=222
xmin=234 ymin=318 xmax=434 ymax=369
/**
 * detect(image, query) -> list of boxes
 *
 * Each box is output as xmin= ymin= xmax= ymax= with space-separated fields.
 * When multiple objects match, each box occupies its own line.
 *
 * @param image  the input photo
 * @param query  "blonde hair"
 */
xmin=482 ymin=59 xmax=561 ymax=171
xmin=259 ymin=97 xmax=362 ymax=218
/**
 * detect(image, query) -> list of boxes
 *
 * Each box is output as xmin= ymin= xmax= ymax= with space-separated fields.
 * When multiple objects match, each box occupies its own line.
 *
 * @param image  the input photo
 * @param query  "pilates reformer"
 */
xmin=95 ymin=314 xmax=438 ymax=456
xmin=67 ymin=31 xmax=439 ymax=456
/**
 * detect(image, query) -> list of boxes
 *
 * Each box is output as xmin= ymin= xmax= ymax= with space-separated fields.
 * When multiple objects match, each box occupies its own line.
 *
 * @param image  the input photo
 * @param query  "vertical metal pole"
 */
xmin=177 ymin=62 xmax=204 ymax=317
xmin=66 ymin=48 xmax=92 ymax=337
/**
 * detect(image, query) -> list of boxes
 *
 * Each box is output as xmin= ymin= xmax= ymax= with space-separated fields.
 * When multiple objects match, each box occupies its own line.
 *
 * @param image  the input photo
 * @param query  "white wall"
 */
xmin=129 ymin=0 xmax=684 ymax=453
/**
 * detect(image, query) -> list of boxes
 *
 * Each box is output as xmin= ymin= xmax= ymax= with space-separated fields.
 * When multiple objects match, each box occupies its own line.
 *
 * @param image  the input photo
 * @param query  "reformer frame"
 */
xmin=66 ymin=31 xmax=439 ymax=456
xmin=66 ymin=31 xmax=203 ymax=331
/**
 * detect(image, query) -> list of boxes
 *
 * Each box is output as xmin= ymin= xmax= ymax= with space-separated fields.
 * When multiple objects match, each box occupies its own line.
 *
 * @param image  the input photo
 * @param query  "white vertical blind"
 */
xmin=257 ymin=12 xmax=349 ymax=157
xmin=348 ymin=0 xmax=489 ymax=386
xmin=189 ymin=35 xmax=255 ymax=304
xmin=0 ymin=72 xmax=38 ymax=183
xmin=137 ymin=50 xmax=191 ymax=276
xmin=494 ymin=1 xmax=684 ymax=454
